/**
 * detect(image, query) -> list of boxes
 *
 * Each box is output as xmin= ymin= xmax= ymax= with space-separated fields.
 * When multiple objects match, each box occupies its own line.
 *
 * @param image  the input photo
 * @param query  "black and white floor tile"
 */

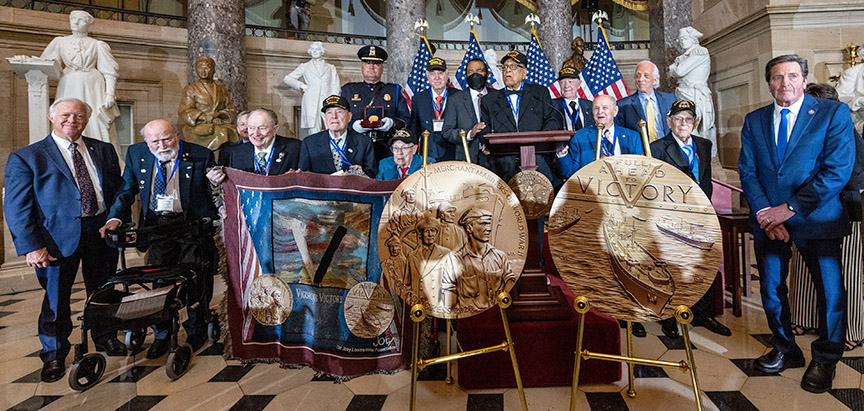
xmin=2 ymin=276 xmax=864 ymax=410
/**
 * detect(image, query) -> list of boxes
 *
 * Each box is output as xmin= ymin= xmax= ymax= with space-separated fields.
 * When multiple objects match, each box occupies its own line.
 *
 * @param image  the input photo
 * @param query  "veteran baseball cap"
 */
xmin=668 ymin=99 xmax=697 ymax=117
xmin=321 ymin=95 xmax=349 ymax=112
xmin=500 ymin=51 xmax=527 ymax=66
xmin=427 ymin=57 xmax=447 ymax=71
xmin=557 ymin=66 xmax=580 ymax=81
xmin=358 ymin=45 xmax=387 ymax=62
xmin=388 ymin=129 xmax=415 ymax=146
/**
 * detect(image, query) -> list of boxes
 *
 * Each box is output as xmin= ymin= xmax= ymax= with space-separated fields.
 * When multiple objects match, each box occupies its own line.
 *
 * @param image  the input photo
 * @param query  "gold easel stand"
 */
xmin=569 ymin=297 xmax=703 ymax=411
xmin=408 ymin=292 xmax=528 ymax=411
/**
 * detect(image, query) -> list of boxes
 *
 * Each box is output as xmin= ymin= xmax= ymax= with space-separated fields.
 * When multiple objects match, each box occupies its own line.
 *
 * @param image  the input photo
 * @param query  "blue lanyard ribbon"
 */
xmin=600 ymin=130 xmax=618 ymax=157
xmin=329 ymin=134 xmax=354 ymax=167
xmin=253 ymin=145 xmax=275 ymax=175
xmin=432 ymin=88 xmax=448 ymax=120
xmin=155 ymin=140 xmax=182 ymax=184
xmin=506 ymin=83 xmax=523 ymax=121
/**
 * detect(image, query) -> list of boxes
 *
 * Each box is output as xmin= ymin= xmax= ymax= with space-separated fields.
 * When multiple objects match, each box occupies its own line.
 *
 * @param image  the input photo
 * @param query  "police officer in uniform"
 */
xmin=341 ymin=45 xmax=410 ymax=162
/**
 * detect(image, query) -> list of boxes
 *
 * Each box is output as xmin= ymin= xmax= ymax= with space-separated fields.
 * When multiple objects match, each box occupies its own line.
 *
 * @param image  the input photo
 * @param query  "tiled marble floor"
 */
xmin=2 ymin=275 xmax=864 ymax=411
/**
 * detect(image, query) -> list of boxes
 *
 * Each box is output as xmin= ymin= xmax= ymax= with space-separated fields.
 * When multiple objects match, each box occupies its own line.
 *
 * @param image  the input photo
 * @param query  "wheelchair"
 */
xmin=68 ymin=217 xmax=219 ymax=391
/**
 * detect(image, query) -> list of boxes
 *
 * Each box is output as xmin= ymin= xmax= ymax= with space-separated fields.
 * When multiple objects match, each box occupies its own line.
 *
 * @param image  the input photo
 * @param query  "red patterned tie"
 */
xmin=70 ymin=142 xmax=98 ymax=216
xmin=435 ymin=96 xmax=444 ymax=120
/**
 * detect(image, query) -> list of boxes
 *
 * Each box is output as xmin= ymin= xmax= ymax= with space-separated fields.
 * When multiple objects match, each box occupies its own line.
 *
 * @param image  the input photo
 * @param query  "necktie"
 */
xmin=400 ymin=167 xmax=408 ymax=178
xmin=70 ymin=142 xmax=98 ymax=216
xmin=151 ymin=160 xmax=168 ymax=211
xmin=476 ymin=93 xmax=483 ymax=122
xmin=682 ymin=142 xmax=700 ymax=180
xmin=569 ymin=101 xmax=582 ymax=130
xmin=777 ymin=108 xmax=790 ymax=162
xmin=332 ymin=138 xmax=343 ymax=170
xmin=602 ymin=130 xmax=613 ymax=157
xmin=256 ymin=151 xmax=268 ymax=174
xmin=645 ymin=98 xmax=658 ymax=142
xmin=435 ymin=95 xmax=444 ymax=120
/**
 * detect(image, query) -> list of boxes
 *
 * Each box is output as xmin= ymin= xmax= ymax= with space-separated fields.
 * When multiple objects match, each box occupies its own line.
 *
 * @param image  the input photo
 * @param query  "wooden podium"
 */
xmin=485 ymin=130 xmax=575 ymax=321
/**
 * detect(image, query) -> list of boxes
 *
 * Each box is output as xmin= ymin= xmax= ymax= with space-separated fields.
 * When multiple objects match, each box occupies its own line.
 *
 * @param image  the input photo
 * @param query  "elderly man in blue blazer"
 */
xmin=299 ymin=95 xmax=377 ymax=178
xmin=376 ymin=130 xmax=435 ymax=180
xmin=739 ymin=54 xmax=855 ymax=393
xmin=102 ymin=119 xmax=219 ymax=359
xmin=556 ymin=94 xmax=644 ymax=178
xmin=5 ymin=98 xmax=126 ymax=382
xmin=615 ymin=61 xmax=676 ymax=142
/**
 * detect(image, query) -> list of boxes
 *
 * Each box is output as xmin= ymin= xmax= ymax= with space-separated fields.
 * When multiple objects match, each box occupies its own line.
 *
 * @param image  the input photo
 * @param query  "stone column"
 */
xmin=385 ymin=0 xmax=424 ymax=85
xmin=537 ymin=0 xmax=572 ymax=72
xmin=187 ymin=0 xmax=247 ymax=112
xmin=648 ymin=0 xmax=692 ymax=90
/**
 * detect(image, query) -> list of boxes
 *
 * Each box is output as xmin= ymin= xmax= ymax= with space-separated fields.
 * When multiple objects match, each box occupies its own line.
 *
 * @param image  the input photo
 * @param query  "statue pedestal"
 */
xmin=8 ymin=57 xmax=62 ymax=145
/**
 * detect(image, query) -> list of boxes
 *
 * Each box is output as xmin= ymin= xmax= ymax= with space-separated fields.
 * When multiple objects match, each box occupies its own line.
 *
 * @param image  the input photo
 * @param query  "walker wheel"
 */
xmin=68 ymin=353 xmax=106 ymax=391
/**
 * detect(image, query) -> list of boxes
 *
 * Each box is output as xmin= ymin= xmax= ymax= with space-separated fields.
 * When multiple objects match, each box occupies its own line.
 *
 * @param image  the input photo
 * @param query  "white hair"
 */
xmin=636 ymin=60 xmax=661 ymax=89
xmin=49 ymin=98 xmax=92 ymax=119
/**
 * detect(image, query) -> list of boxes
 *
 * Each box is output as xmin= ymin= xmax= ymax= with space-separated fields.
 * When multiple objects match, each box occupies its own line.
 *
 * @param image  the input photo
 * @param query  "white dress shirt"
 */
xmin=51 ymin=133 xmax=106 ymax=215
xmin=773 ymin=95 xmax=805 ymax=146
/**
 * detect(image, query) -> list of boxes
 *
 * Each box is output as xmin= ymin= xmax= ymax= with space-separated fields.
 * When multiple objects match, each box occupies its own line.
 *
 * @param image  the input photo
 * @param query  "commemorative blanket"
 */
xmin=221 ymin=169 xmax=410 ymax=377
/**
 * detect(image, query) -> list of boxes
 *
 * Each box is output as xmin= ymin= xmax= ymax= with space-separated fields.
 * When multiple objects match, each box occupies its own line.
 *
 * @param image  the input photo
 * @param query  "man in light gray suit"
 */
xmin=442 ymin=58 xmax=493 ymax=165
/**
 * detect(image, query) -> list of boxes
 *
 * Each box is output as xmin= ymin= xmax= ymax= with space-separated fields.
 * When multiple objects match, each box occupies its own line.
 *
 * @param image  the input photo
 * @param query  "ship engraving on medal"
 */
xmin=656 ymin=216 xmax=715 ymax=250
xmin=603 ymin=211 xmax=674 ymax=315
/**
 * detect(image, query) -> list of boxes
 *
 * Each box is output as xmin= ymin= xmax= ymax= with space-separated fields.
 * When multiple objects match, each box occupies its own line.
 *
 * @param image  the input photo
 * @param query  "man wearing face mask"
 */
xmin=341 ymin=46 xmax=410 ymax=163
xmin=409 ymin=58 xmax=458 ymax=161
xmin=477 ymin=51 xmax=562 ymax=182
xmin=442 ymin=58 xmax=493 ymax=164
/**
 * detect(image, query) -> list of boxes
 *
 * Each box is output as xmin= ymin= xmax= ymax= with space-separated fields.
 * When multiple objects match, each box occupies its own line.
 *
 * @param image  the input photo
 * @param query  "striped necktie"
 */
xmin=645 ymin=98 xmax=658 ymax=142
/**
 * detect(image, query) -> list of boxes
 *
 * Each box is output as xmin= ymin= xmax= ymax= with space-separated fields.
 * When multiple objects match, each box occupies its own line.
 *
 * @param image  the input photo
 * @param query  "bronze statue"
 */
xmin=178 ymin=56 xmax=238 ymax=149
xmin=563 ymin=37 xmax=589 ymax=72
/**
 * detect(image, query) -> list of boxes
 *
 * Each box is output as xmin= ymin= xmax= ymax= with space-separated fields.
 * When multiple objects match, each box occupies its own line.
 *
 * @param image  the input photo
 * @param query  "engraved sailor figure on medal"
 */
xmin=379 ymin=161 xmax=528 ymax=319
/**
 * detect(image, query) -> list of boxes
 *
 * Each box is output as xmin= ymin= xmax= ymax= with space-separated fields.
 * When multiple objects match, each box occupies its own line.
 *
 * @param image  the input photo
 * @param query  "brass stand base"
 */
xmin=570 ymin=297 xmax=703 ymax=411
xmin=408 ymin=292 xmax=528 ymax=411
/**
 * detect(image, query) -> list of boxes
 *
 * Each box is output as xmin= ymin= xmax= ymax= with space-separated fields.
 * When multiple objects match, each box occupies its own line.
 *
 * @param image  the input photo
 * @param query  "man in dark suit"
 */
xmin=102 ymin=119 xmax=219 ymax=359
xmin=442 ymin=58 xmax=492 ymax=164
xmin=650 ymin=100 xmax=731 ymax=338
xmin=377 ymin=130 xmax=435 ymax=180
xmin=552 ymin=66 xmax=595 ymax=133
xmin=739 ymin=54 xmax=855 ymax=393
xmin=556 ymin=94 xmax=644 ymax=178
xmin=410 ymin=57 xmax=457 ymax=161
xmin=615 ymin=61 xmax=676 ymax=142
xmin=478 ymin=51 xmax=562 ymax=182
xmin=217 ymin=110 xmax=250 ymax=167
xmin=299 ymin=95 xmax=377 ymax=178
xmin=207 ymin=109 xmax=301 ymax=185
xmin=5 ymin=98 xmax=127 ymax=382
xmin=341 ymin=45 xmax=410 ymax=162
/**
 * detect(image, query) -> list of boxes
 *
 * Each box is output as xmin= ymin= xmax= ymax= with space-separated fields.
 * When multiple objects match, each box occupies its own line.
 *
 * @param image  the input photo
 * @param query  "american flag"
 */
xmin=525 ymin=30 xmax=562 ymax=98
xmin=454 ymin=30 xmax=498 ymax=90
xmin=237 ymin=191 xmax=263 ymax=341
xmin=576 ymin=26 xmax=629 ymax=100
xmin=403 ymin=35 xmax=433 ymax=108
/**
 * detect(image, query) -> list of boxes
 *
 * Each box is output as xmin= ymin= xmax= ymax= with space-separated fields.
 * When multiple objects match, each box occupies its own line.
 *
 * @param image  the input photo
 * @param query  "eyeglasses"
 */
xmin=391 ymin=144 xmax=416 ymax=153
xmin=670 ymin=116 xmax=696 ymax=124
xmin=499 ymin=64 xmax=524 ymax=72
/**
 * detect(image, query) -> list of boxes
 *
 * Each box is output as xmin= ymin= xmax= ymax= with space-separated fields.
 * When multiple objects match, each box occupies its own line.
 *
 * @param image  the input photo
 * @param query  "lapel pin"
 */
xmin=808 ymin=109 xmax=814 ymax=115
xmin=140 ymin=169 xmax=146 ymax=173
xmin=348 ymin=148 xmax=354 ymax=153
xmin=276 ymin=152 xmax=285 ymax=162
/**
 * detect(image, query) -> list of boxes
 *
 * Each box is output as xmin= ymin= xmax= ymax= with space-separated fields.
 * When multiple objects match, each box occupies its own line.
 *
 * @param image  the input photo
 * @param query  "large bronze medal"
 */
xmin=378 ymin=161 xmax=528 ymax=319
xmin=548 ymin=155 xmax=721 ymax=322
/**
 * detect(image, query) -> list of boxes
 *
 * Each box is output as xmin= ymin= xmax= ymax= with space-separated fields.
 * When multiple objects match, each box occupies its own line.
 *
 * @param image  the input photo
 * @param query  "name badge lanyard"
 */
xmin=253 ymin=145 xmax=276 ymax=175
xmin=432 ymin=88 xmax=449 ymax=120
xmin=329 ymin=135 xmax=354 ymax=167
xmin=155 ymin=140 xmax=182 ymax=185
xmin=600 ymin=131 xmax=618 ymax=157
xmin=561 ymin=100 xmax=579 ymax=130
xmin=506 ymin=83 xmax=523 ymax=121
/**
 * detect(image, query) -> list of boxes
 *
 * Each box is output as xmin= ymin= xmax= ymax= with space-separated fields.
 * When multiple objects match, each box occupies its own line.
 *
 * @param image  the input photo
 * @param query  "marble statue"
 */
xmin=178 ymin=56 xmax=238 ymax=150
xmin=837 ymin=63 xmax=864 ymax=133
xmin=563 ymin=37 xmax=589 ymax=72
xmin=484 ymin=49 xmax=504 ymax=90
xmin=669 ymin=26 xmax=717 ymax=157
xmin=282 ymin=42 xmax=340 ymax=133
xmin=27 ymin=11 xmax=120 ymax=151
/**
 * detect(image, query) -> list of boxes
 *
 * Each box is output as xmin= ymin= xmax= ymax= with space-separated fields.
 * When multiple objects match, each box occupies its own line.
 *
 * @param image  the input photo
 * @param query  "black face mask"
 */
xmin=466 ymin=73 xmax=488 ymax=91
